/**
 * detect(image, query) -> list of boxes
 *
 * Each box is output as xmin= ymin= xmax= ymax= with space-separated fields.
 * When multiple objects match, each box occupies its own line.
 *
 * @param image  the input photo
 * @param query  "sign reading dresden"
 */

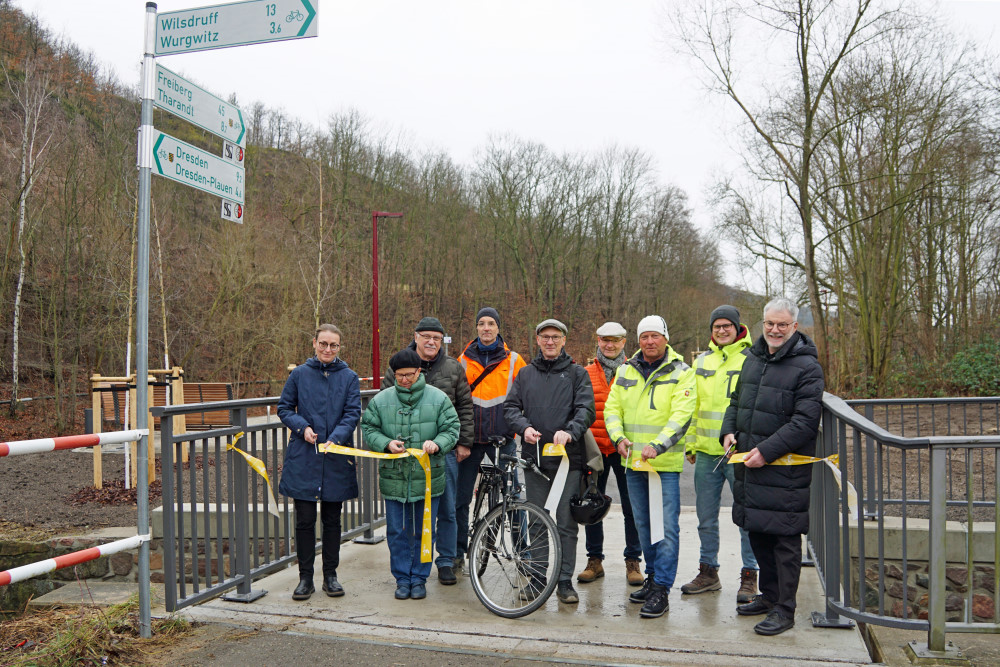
xmin=152 ymin=130 xmax=245 ymax=205
xmin=155 ymin=0 xmax=318 ymax=55
xmin=153 ymin=65 xmax=246 ymax=146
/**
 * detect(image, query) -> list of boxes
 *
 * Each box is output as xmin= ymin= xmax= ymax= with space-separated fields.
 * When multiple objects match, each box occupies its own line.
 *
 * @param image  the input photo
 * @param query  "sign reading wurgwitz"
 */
xmin=152 ymin=130 xmax=245 ymax=205
xmin=155 ymin=0 xmax=318 ymax=55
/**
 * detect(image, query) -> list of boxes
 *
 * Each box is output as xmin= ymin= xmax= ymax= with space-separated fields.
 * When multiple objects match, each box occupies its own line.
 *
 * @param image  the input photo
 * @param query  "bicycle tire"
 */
xmin=469 ymin=500 xmax=560 ymax=618
xmin=475 ymin=480 xmax=504 ymax=577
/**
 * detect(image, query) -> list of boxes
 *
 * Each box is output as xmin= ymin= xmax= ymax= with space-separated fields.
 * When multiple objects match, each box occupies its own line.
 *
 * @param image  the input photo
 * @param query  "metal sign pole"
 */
xmin=136 ymin=1 xmax=157 ymax=639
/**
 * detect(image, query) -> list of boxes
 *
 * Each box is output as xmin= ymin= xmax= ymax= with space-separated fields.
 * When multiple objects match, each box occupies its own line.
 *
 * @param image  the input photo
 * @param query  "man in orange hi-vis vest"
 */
xmin=454 ymin=307 xmax=527 ymax=570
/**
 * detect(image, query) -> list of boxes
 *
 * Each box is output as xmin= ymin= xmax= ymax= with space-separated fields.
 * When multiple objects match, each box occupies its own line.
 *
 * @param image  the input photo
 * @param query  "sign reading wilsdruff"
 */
xmin=155 ymin=0 xmax=318 ymax=55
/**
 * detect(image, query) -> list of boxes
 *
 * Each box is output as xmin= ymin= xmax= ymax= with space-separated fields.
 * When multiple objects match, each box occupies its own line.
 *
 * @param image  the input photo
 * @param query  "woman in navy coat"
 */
xmin=278 ymin=323 xmax=361 ymax=601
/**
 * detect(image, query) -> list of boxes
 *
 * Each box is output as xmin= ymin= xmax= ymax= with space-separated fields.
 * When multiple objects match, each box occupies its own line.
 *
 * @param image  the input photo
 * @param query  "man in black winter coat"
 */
xmin=504 ymin=318 xmax=596 ymax=606
xmin=721 ymin=298 xmax=824 ymax=636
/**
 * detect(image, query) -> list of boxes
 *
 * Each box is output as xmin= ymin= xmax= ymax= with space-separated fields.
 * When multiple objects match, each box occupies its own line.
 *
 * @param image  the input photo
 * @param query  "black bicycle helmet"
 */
xmin=570 ymin=475 xmax=612 ymax=526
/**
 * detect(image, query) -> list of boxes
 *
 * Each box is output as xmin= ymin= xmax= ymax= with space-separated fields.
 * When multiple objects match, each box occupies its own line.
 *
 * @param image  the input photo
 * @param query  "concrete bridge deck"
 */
xmin=177 ymin=507 xmax=872 ymax=665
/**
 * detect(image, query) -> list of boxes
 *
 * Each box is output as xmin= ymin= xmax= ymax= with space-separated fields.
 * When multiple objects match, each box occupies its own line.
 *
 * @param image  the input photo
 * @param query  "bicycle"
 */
xmin=467 ymin=437 xmax=561 ymax=618
xmin=286 ymin=9 xmax=303 ymax=21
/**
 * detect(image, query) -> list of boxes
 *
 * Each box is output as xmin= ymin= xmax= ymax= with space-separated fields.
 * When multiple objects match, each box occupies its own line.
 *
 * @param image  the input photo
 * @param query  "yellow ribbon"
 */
xmin=541 ymin=443 xmax=571 ymax=514
xmin=318 ymin=442 xmax=433 ymax=563
xmin=227 ymin=432 xmax=280 ymax=518
xmin=728 ymin=452 xmax=858 ymax=512
xmin=622 ymin=448 xmax=664 ymax=543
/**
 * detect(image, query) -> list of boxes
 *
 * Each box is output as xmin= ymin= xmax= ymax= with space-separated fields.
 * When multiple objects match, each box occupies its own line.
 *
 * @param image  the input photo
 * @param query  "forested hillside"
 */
xmin=0 ymin=3 xmax=728 ymax=431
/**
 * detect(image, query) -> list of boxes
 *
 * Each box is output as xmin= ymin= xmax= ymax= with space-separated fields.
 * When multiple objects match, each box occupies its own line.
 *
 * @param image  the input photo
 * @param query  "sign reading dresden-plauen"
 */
xmin=152 ymin=130 xmax=245 ymax=205
xmin=155 ymin=0 xmax=318 ymax=55
xmin=153 ymin=65 xmax=246 ymax=147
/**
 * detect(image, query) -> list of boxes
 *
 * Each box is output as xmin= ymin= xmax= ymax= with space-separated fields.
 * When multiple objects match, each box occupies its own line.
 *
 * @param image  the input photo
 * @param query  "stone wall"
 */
xmin=855 ymin=560 xmax=996 ymax=622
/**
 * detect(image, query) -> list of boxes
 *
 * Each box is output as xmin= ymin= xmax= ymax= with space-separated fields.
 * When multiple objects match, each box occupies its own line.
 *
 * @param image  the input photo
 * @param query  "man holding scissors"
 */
xmin=680 ymin=305 xmax=758 ymax=604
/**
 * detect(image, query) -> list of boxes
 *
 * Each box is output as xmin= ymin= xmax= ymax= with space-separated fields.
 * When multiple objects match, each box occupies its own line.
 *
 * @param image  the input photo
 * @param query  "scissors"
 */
xmin=713 ymin=442 xmax=734 ymax=472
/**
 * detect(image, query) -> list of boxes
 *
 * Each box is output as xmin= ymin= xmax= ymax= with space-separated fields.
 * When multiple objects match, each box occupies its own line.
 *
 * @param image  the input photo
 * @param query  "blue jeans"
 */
xmin=693 ymin=452 xmax=757 ymax=570
xmin=584 ymin=451 xmax=642 ymax=561
xmin=435 ymin=450 xmax=458 ymax=569
xmin=385 ymin=496 xmax=440 ymax=586
xmin=625 ymin=468 xmax=680 ymax=591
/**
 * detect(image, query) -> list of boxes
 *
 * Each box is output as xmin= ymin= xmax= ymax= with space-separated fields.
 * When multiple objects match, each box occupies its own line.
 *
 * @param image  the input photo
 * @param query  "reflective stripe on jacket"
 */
xmin=585 ymin=360 xmax=615 ymax=455
xmin=686 ymin=326 xmax=752 ymax=456
xmin=460 ymin=339 xmax=526 ymax=445
xmin=604 ymin=346 xmax=696 ymax=473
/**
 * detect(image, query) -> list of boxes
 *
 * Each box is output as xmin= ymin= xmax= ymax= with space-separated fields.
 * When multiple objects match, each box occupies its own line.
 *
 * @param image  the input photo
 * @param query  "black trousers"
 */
xmin=295 ymin=499 xmax=343 ymax=578
xmin=748 ymin=531 xmax=802 ymax=617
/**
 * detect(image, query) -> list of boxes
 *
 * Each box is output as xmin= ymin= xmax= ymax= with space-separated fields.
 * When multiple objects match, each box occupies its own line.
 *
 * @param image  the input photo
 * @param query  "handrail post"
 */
xmin=160 ymin=412 xmax=177 ymax=612
xmin=928 ymin=444 xmax=947 ymax=651
xmin=222 ymin=406 xmax=266 ymax=602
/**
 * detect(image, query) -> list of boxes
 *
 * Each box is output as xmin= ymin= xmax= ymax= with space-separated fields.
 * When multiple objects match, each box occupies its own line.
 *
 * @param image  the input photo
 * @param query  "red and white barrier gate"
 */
xmin=0 ymin=534 xmax=150 ymax=586
xmin=0 ymin=430 xmax=148 ymax=457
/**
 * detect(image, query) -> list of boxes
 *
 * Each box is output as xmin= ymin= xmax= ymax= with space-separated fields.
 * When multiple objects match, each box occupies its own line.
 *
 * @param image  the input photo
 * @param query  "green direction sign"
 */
xmin=154 ymin=65 xmax=245 ymax=147
xmin=155 ymin=0 xmax=317 ymax=55
xmin=152 ymin=130 xmax=245 ymax=205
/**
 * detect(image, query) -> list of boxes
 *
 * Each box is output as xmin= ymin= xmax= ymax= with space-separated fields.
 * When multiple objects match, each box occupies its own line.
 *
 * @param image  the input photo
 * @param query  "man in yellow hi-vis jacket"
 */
xmin=605 ymin=315 xmax=696 ymax=619
xmin=680 ymin=305 xmax=759 ymax=604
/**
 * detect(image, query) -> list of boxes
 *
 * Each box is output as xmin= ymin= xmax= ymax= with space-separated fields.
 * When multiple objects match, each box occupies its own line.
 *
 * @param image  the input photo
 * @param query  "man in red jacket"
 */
xmin=577 ymin=322 xmax=644 ymax=586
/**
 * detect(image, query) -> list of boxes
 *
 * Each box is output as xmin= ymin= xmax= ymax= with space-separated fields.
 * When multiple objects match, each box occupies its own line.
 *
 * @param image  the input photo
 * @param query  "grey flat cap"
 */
xmin=595 ymin=321 xmax=627 ymax=337
xmin=535 ymin=318 xmax=568 ymax=336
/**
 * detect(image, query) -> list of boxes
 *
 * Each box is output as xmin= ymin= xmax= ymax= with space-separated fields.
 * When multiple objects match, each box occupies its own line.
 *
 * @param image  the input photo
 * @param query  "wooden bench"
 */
xmin=183 ymin=382 xmax=234 ymax=430
xmin=94 ymin=382 xmax=128 ymax=431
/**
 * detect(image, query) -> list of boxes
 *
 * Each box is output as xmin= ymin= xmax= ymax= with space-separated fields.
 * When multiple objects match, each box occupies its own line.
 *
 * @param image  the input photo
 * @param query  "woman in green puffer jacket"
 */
xmin=361 ymin=349 xmax=460 ymax=601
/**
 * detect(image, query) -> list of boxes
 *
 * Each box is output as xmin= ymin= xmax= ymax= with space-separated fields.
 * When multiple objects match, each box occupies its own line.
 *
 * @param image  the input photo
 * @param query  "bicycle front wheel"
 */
xmin=468 ymin=501 xmax=560 ymax=618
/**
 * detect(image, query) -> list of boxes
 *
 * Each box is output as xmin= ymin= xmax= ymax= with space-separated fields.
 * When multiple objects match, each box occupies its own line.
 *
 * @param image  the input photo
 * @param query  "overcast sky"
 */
xmin=12 ymin=0 xmax=1000 ymax=233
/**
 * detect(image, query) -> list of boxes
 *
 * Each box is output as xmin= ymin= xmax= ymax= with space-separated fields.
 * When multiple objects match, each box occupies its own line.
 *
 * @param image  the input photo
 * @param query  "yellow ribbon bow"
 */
xmin=318 ymin=442 xmax=434 ymax=562
xmin=227 ymin=432 xmax=280 ymax=518
xmin=728 ymin=451 xmax=858 ymax=512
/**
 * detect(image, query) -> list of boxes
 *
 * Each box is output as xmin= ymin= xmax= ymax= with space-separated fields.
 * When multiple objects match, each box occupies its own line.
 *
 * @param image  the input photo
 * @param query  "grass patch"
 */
xmin=0 ymin=595 xmax=192 ymax=666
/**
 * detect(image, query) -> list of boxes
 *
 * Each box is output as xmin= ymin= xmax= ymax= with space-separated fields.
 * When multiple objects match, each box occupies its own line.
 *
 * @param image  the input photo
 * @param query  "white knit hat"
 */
xmin=637 ymin=315 xmax=668 ymax=339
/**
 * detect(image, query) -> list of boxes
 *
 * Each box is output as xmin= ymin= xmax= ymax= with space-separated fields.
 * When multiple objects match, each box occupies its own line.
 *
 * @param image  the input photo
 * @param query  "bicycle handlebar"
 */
xmin=499 ymin=453 xmax=550 ymax=482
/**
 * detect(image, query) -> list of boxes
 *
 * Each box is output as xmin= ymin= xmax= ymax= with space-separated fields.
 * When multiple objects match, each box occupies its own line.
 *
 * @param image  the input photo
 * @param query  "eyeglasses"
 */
xmin=538 ymin=334 xmax=564 ymax=342
xmin=416 ymin=332 xmax=443 ymax=343
xmin=394 ymin=370 xmax=419 ymax=382
xmin=316 ymin=342 xmax=341 ymax=350
xmin=763 ymin=321 xmax=794 ymax=331
xmin=712 ymin=324 xmax=735 ymax=332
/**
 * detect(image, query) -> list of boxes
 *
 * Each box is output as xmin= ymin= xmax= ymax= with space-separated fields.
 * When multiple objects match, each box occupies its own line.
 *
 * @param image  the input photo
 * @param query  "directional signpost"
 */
xmin=136 ymin=0 xmax=318 ymax=633
xmin=155 ymin=0 xmax=318 ymax=55
xmin=154 ymin=65 xmax=245 ymax=146
xmin=152 ymin=130 xmax=245 ymax=204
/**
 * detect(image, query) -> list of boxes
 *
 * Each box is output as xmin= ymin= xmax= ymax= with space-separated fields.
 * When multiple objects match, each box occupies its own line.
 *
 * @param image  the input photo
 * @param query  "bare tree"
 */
xmin=2 ymin=53 xmax=60 ymax=411
xmin=672 ymin=0 xmax=902 ymax=372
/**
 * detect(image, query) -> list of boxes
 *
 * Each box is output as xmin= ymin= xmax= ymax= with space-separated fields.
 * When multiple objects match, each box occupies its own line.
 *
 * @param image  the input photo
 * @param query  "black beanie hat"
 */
xmin=476 ymin=307 xmax=501 ymax=329
xmin=389 ymin=349 xmax=422 ymax=371
xmin=709 ymin=305 xmax=741 ymax=330
xmin=415 ymin=316 xmax=445 ymax=334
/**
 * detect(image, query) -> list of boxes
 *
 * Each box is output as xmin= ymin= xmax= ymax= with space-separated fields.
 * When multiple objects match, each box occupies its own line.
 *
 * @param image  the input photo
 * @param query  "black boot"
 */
xmin=322 ymin=574 xmax=344 ymax=597
xmin=292 ymin=577 xmax=315 ymax=600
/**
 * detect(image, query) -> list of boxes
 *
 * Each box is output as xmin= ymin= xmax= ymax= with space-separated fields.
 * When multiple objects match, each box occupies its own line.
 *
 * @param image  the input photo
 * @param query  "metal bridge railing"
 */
xmin=151 ymin=390 xmax=383 ymax=612
xmin=810 ymin=393 xmax=1000 ymax=660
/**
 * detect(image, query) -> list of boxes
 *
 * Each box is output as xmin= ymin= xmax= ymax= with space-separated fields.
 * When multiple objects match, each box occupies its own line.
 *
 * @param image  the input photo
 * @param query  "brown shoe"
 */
xmin=577 ymin=556 xmax=604 ymax=583
xmin=625 ymin=558 xmax=644 ymax=586
xmin=681 ymin=562 xmax=721 ymax=594
xmin=737 ymin=567 xmax=758 ymax=603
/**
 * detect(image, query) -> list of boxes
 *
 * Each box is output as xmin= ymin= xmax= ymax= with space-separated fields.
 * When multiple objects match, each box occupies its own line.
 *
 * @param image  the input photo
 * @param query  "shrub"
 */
xmin=945 ymin=341 xmax=1000 ymax=396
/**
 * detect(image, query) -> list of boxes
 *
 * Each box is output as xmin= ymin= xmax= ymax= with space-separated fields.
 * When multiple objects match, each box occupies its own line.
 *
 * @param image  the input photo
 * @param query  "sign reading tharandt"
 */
xmin=155 ymin=0 xmax=318 ymax=55
xmin=152 ymin=130 xmax=245 ymax=205
xmin=154 ymin=65 xmax=246 ymax=147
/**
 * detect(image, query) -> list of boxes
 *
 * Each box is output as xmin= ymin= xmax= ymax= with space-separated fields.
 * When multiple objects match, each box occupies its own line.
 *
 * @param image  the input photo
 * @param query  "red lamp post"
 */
xmin=371 ymin=211 xmax=403 ymax=389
